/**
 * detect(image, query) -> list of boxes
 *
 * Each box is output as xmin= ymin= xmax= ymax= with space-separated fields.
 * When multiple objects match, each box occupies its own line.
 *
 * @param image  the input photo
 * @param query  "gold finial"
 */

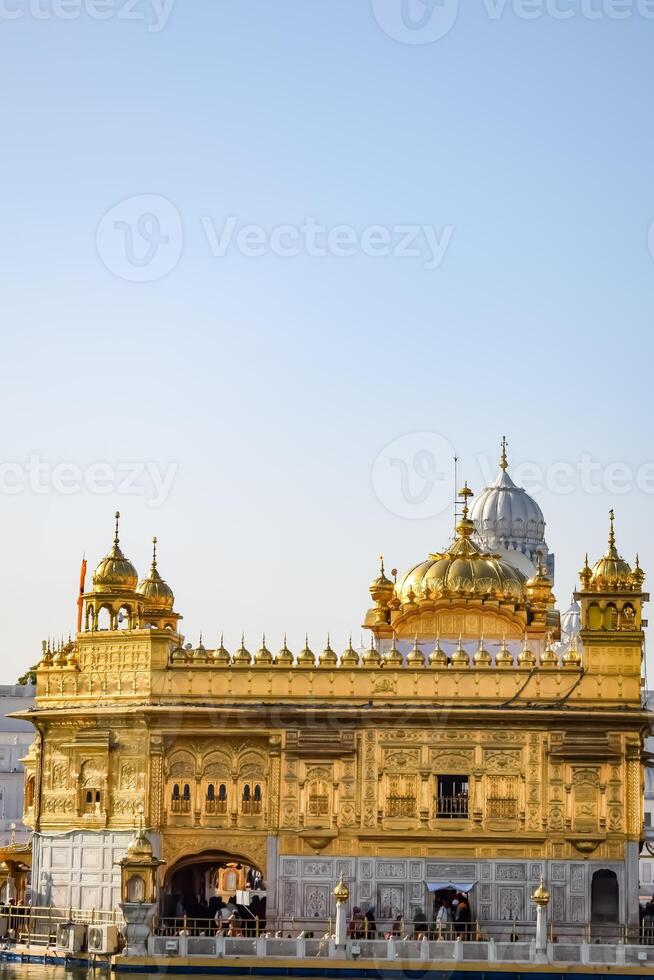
xmin=459 ymin=481 xmax=473 ymax=518
xmin=151 ymin=536 xmax=158 ymax=569
xmin=114 ymin=511 xmax=121 ymax=547
xmin=608 ymin=508 xmax=616 ymax=549
xmin=333 ymin=872 xmax=349 ymax=903
xmin=500 ymin=436 xmax=508 ymax=471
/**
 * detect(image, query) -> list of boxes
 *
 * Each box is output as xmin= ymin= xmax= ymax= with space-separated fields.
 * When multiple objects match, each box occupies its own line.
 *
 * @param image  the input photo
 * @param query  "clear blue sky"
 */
xmin=1 ymin=1 xmax=653 ymax=679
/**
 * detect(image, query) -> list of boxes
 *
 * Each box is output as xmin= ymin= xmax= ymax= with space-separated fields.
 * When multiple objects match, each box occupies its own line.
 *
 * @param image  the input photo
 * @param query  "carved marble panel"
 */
xmin=360 ymin=861 xmax=373 ymax=879
xmin=410 ymin=861 xmax=423 ymax=879
xmin=377 ymin=884 xmax=404 ymax=918
xmin=498 ymin=886 xmax=524 ymax=920
xmin=376 ymin=861 xmax=406 ymax=878
xmin=283 ymin=880 xmax=297 ymax=916
xmin=303 ymin=860 xmax=332 ymax=877
xmin=550 ymin=864 xmax=566 ymax=882
xmin=304 ymin=884 xmax=329 ymax=918
xmin=570 ymin=865 xmax=585 ymax=893
xmin=496 ymin=864 xmax=526 ymax=881
xmin=282 ymin=859 xmax=298 ymax=876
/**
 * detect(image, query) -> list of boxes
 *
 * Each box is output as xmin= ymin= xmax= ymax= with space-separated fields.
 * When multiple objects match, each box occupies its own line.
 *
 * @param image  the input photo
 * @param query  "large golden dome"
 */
xmin=136 ymin=537 xmax=174 ymax=611
xmin=395 ymin=486 xmax=527 ymax=604
xmin=92 ymin=512 xmax=138 ymax=593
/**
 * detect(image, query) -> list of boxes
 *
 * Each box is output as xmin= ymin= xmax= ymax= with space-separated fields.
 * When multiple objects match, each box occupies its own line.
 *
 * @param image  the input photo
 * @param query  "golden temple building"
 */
xmin=14 ymin=445 xmax=653 ymax=931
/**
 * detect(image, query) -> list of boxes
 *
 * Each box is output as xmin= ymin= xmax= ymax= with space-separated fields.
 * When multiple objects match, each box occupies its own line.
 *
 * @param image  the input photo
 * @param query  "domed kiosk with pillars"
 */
xmin=11 ymin=450 xmax=653 ymax=940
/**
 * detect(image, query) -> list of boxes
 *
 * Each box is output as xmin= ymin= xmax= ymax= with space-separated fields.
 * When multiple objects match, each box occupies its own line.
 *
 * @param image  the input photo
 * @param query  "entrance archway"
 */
xmin=591 ymin=869 xmax=619 ymax=924
xmin=163 ymin=850 xmax=266 ymax=927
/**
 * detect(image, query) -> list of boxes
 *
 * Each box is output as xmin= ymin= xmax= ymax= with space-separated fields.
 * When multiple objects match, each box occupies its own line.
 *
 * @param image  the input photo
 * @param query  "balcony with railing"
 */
xmin=435 ymin=794 xmax=468 ymax=819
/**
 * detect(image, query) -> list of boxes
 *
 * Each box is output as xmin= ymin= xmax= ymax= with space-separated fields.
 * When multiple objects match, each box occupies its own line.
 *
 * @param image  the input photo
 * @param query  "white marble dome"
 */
xmin=470 ymin=445 xmax=554 ymax=581
xmin=560 ymin=595 xmax=581 ymax=641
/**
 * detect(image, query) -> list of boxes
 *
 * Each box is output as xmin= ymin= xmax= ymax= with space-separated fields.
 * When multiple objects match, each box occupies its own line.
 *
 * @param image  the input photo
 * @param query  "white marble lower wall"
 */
xmin=32 ymin=830 xmax=162 ymax=911
xmin=275 ymin=857 xmax=630 ymax=925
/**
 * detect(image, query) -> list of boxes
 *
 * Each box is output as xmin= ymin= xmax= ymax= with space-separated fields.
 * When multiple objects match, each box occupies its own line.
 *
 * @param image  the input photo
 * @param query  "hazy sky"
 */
xmin=1 ymin=1 xmax=653 ymax=682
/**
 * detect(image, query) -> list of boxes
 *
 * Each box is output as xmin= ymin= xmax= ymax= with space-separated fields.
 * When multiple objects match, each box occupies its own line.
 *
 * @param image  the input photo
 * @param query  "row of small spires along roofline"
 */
xmin=161 ymin=632 xmax=582 ymax=669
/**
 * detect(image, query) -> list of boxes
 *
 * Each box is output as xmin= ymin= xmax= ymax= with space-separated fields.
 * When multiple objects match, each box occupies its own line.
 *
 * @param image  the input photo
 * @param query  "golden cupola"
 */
xmin=395 ymin=486 xmax=526 ymax=605
xmin=136 ymin=537 xmax=181 ymax=631
xmin=84 ymin=513 xmax=144 ymax=632
xmin=587 ymin=510 xmax=633 ymax=591
xmin=137 ymin=538 xmax=174 ymax=611
xmin=92 ymin=512 xmax=138 ymax=594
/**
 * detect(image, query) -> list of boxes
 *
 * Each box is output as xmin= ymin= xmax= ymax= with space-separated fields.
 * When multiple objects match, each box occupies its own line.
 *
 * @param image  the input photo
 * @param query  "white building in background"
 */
xmin=0 ymin=685 xmax=36 ymax=845
xmin=471 ymin=441 xmax=555 ymax=582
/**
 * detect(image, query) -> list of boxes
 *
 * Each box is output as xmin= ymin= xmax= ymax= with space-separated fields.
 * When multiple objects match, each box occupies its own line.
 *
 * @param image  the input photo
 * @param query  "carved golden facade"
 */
xmin=15 ymin=460 xmax=653 ymax=926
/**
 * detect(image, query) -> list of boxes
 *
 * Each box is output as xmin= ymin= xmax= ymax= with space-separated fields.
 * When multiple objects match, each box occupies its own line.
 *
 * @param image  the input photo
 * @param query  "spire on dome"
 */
xmin=500 ymin=436 xmax=508 ymax=471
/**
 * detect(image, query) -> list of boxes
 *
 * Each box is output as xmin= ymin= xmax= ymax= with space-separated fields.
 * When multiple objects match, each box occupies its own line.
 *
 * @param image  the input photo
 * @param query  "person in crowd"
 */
xmin=435 ymin=898 xmax=451 ymax=938
xmin=390 ymin=912 xmax=402 ymax=938
xmin=348 ymin=906 xmax=364 ymax=939
xmin=364 ymin=904 xmax=377 ymax=938
xmin=454 ymin=894 xmax=471 ymax=939
xmin=412 ymin=906 xmax=427 ymax=938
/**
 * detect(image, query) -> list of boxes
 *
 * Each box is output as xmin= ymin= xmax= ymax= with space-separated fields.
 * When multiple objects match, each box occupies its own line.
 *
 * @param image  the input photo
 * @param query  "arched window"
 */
xmin=218 ymin=783 xmax=227 ymax=813
xmin=205 ymin=783 xmax=216 ymax=813
xmin=171 ymin=783 xmax=181 ymax=813
xmin=242 ymin=784 xmax=252 ymax=814
xmin=181 ymin=783 xmax=191 ymax=813
xmin=253 ymin=784 xmax=262 ymax=814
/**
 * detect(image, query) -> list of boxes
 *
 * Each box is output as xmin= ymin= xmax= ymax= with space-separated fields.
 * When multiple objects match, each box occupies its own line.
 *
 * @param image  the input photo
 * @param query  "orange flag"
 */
xmin=77 ymin=556 xmax=87 ymax=633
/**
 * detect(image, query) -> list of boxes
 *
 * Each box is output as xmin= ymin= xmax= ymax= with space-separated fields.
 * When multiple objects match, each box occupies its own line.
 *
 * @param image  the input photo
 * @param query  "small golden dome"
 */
xmin=193 ymin=636 xmax=209 ymax=662
xmin=407 ymin=636 xmax=425 ymax=668
xmin=632 ymin=555 xmax=646 ymax=589
xmin=562 ymin=637 xmax=582 ymax=668
xmin=52 ymin=640 xmax=68 ymax=666
xmin=255 ymin=636 xmax=274 ymax=666
xmin=341 ymin=638 xmax=359 ymax=668
xmin=276 ymin=637 xmax=293 ymax=667
xmin=451 ymin=636 xmax=470 ymax=667
xmin=518 ymin=635 xmax=536 ymax=667
xmin=589 ymin=511 xmax=632 ymax=590
xmin=395 ymin=486 xmax=527 ymax=607
xmin=126 ymin=829 xmax=154 ymax=859
xmin=533 ymin=876 xmax=550 ymax=906
xmin=0 ymin=860 xmax=10 ymax=874
xmin=370 ymin=557 xmax=394 ymax=605
xmin=92 ymin=512 xmax=138 ymax=593
xmin=429 ymin=637 xmax=449 ymax=667
xmin=319 ymin=637 xmax=337 ymax=667
xmin=171 ymin=645 xmax=188 ymax=663
xmin=213 ymin=635 xmax=230 ymax=665
xmin=385 ymin=635 xmax=403 ymax=667
xmin=333 ymin=873 xmax=349 ymax=903
xmin=540 ymin=632 xmax=558 ymax=667
xmin=136 ymin=537 xmax=174 ymax=611
xmin=233 ymin=636 xmax=252 ymax=666
xmin=297 ymin=636 xmax=316 ymax=667
xmin=496 ymin=638 xmax=514 ymax=668
xmin=473 ymin=636 xmax=491 ymax=667
xmin=40 ymin=641 xmax=53 ymax=668
xmin=362 ymin=637 xmax=382 ymax=666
